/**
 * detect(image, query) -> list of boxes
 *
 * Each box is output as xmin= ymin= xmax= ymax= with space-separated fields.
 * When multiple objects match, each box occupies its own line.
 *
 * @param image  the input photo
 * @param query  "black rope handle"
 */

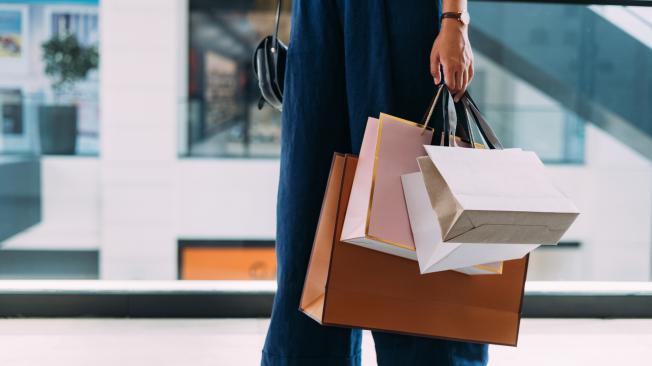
xmin=462 ymin=92 xmax=503 ymax=150
xmin=455 ymin=100 xmax=476 ymax=148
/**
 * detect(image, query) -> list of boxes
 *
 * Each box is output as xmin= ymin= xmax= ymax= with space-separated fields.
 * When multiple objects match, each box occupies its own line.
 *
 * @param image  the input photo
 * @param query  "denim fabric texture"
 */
xmin=262 ymin=1 xmax=489 ymax=365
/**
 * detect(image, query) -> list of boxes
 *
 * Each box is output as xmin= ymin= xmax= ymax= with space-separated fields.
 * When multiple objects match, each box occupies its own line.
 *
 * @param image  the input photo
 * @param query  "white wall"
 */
xmin=97 ymin=0 xmax=279 ymax=279
xmin=528 ymin=125 xmax=652 ymax=280
xmin=98 ymin=0 xmax=186 ymax=279
xmin=176 ymin=159 xmax=278 ymax=240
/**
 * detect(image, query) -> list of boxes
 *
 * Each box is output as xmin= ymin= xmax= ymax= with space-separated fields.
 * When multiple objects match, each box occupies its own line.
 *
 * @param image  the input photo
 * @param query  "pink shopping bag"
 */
xmin=340 ymin=114 xmax=433 ymax=259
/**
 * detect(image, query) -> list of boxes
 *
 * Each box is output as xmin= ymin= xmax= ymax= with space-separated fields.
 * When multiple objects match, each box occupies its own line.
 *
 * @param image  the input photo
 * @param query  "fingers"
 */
xmin=443 ymin=64 xmax=456 ymax=92
xmin=430 ymin=53 xmax=442 ymax=84
xmin=455 ymin=70 xmax=466 ymax=102
xmin=444 ymin=64 xmax=461 ymax=101
xmin=454 ymin=69 xmax=469 ymax=102
xmin=468 ymin=62 xmax=474 ymax=85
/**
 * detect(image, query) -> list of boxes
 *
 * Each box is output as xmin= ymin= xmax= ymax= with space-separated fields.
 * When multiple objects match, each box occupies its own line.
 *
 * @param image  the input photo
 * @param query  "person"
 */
xmin=262 ymin=0 xmax=485 ymax=365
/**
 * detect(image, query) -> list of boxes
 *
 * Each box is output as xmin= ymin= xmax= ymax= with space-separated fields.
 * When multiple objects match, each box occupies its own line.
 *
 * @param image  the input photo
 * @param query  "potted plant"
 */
xmin=39 ymin=34 xmax=98 ymax=155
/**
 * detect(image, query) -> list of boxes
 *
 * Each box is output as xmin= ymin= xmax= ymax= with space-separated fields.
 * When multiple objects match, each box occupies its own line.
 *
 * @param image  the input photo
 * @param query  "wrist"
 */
xmin=442 ymin=0 xmax=468 ymax=13
xmin=441 ymin=18 xmax=468 ymax=32
xmin=442 ymin=6 xmax=466 ymax=13
xmin=441 ymin=18 xmax=468 ymax=27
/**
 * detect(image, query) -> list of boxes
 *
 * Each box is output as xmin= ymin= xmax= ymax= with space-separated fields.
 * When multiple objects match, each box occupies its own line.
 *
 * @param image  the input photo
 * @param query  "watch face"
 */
xmin=460 ymin=12 xmax=470 ymax=25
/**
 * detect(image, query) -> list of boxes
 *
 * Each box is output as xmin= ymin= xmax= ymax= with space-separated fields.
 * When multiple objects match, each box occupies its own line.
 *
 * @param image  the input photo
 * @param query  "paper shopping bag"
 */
xmin=340 ymin=115 xmax=432 ymax=259
xmin=301 ymin=153 xmax=529 ymax=346
xmin=421 ymin=145 xmax=579 ymax=244
xmin=402 ymin=170 xmax=539 ymax=274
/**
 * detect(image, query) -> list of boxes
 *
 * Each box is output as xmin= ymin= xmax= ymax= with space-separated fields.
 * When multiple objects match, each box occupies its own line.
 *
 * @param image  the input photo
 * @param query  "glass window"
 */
xmin=0 ymin=2 xmax=100 ymax=157
xmin=469 ymin=53 xmax=585 ymax=164
xmin=0 ymin=1 xmax=100 ymax=280
xmin=184 ymin=1 xmax=290 ymax=158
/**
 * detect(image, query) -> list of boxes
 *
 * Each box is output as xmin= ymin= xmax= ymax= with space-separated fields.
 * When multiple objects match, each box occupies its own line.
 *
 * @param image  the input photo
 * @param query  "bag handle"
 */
xmin=420 ymin=84 xmax=457 ymax=146
xmin=420 ymin=83 xmax=446 ymax=130
xmin=454 ymin=98 xmax=476 ymax=147
xmin=420 ymin=84 xmax=503 ymax=150
xmin=462 ymin=92 xmax=503 ymax=149
xmin=271 ymin=0 xmax=282 ymax=62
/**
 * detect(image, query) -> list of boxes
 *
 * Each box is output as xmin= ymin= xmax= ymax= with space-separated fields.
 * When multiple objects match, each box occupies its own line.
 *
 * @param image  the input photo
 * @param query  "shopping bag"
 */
xmin=403 ymin=170 xmax=538 ymax=273
xmin=340 ymin=114 xmax=433 ymax=259
xmin=300 ymin=153 xmax=529 ymax=346
xmin=420 ymin=144 xmax=579 ymax=245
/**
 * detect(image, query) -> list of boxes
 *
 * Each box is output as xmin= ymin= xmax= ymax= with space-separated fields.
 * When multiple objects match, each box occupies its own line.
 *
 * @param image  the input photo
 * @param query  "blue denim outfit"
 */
xmin=262 ymin=1 xmax=489 ymax=365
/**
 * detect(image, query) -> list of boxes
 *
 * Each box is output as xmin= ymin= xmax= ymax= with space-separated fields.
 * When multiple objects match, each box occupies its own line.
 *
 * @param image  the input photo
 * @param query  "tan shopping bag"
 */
xmin=300 ymin=153 xmax=529 ymax=346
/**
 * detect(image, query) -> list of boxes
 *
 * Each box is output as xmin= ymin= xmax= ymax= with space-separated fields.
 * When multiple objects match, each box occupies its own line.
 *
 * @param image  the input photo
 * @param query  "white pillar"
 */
xmin=99 ymin=0 xmax=187 ymax=279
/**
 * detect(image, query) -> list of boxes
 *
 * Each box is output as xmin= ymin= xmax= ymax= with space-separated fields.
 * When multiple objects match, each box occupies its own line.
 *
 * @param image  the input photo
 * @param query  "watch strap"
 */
xmin=441 ymin=12 xmax=461 ymax=18
xmin=441 ymin=11 xmax=469 ymax=25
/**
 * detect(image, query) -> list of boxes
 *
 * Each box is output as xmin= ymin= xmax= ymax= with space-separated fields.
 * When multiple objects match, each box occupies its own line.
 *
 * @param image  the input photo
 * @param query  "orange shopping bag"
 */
xmin=300 ymin=153 xmax=529 ymax=346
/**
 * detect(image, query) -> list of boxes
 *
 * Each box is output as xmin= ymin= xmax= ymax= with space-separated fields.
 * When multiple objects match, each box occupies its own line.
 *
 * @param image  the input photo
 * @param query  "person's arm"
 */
xmin=430 ymin=0 xmax=473 ymax=102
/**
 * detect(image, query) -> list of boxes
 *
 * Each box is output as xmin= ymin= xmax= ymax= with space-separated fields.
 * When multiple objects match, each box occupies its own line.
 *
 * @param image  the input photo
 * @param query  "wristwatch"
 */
xmin=441 ymin=11 xmax=470 ymax=25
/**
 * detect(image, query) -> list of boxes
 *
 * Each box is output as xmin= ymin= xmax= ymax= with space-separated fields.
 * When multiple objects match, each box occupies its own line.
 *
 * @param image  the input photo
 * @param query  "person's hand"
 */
xmin=430 ymin=19 xmax=474 ymax=102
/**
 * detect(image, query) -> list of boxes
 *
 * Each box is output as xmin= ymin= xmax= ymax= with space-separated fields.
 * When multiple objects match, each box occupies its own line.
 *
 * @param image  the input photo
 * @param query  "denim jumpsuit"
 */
xmin=262 ymin=1 xmax=489 ymax=365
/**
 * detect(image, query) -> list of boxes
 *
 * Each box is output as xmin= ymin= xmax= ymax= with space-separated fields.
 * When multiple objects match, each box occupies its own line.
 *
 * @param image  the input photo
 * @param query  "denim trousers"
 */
xmin=262 ymin=1 xmax=489 ymax=365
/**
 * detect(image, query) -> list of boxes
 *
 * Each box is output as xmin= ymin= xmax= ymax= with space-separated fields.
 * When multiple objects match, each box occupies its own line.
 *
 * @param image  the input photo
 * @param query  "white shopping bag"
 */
xmin=420 ymin=146 xmax=579 ymax=245
xmin=402 ymin=172 xmax=539 ymax=274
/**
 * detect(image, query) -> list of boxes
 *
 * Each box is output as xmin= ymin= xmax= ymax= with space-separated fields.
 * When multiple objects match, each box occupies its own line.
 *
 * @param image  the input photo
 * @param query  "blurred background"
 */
xmin=1 ymin=0 xmax=650 ymax=282
xmin=0 ymin=0 xmax=650 ymax=364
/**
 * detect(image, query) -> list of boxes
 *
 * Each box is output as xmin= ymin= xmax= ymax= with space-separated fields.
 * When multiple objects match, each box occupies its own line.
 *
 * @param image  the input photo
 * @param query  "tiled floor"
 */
xmin=0 ymin=319 xmax=650 ymax=365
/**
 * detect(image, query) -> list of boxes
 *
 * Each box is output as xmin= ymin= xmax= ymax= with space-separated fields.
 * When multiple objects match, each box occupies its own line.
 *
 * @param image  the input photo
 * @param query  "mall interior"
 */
xmin=0 ymin=0 xmax=651 ymax=365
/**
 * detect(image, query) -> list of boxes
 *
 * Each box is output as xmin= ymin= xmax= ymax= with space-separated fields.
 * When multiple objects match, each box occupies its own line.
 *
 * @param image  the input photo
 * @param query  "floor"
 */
xmin=0 ymin=319 xmax=650 ymax=365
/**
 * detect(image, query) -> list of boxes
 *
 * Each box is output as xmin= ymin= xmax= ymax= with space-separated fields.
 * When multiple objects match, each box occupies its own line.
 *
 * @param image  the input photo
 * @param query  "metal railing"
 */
xmin=0 ymin=280 xmax=651 ymax=318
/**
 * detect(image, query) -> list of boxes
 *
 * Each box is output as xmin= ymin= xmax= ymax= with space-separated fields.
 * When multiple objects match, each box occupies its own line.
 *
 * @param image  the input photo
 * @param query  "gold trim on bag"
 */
xmin=379 ymin=113 xmax=435 ymax=131
xmin=366 ymin=234 xmax=415 ymax=251
xmin=364 ymin=116 xmax=388 ymax=243
xmin=363 ymin=115 xmax=417 ymax=252
xmin=473 ymin=262 xmax=504 ymax=274
xmin=363 ymin=114 xmax=431 ymax=253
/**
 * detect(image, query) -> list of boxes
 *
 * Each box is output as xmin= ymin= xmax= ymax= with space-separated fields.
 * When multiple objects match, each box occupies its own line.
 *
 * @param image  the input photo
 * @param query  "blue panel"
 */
xmin=0 ymin=157 xmax=41 ymax=243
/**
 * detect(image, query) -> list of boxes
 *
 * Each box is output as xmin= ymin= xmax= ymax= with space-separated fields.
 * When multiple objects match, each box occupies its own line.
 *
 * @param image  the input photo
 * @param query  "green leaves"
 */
xmin=42 ymin=34 xmax=98 ymax=92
